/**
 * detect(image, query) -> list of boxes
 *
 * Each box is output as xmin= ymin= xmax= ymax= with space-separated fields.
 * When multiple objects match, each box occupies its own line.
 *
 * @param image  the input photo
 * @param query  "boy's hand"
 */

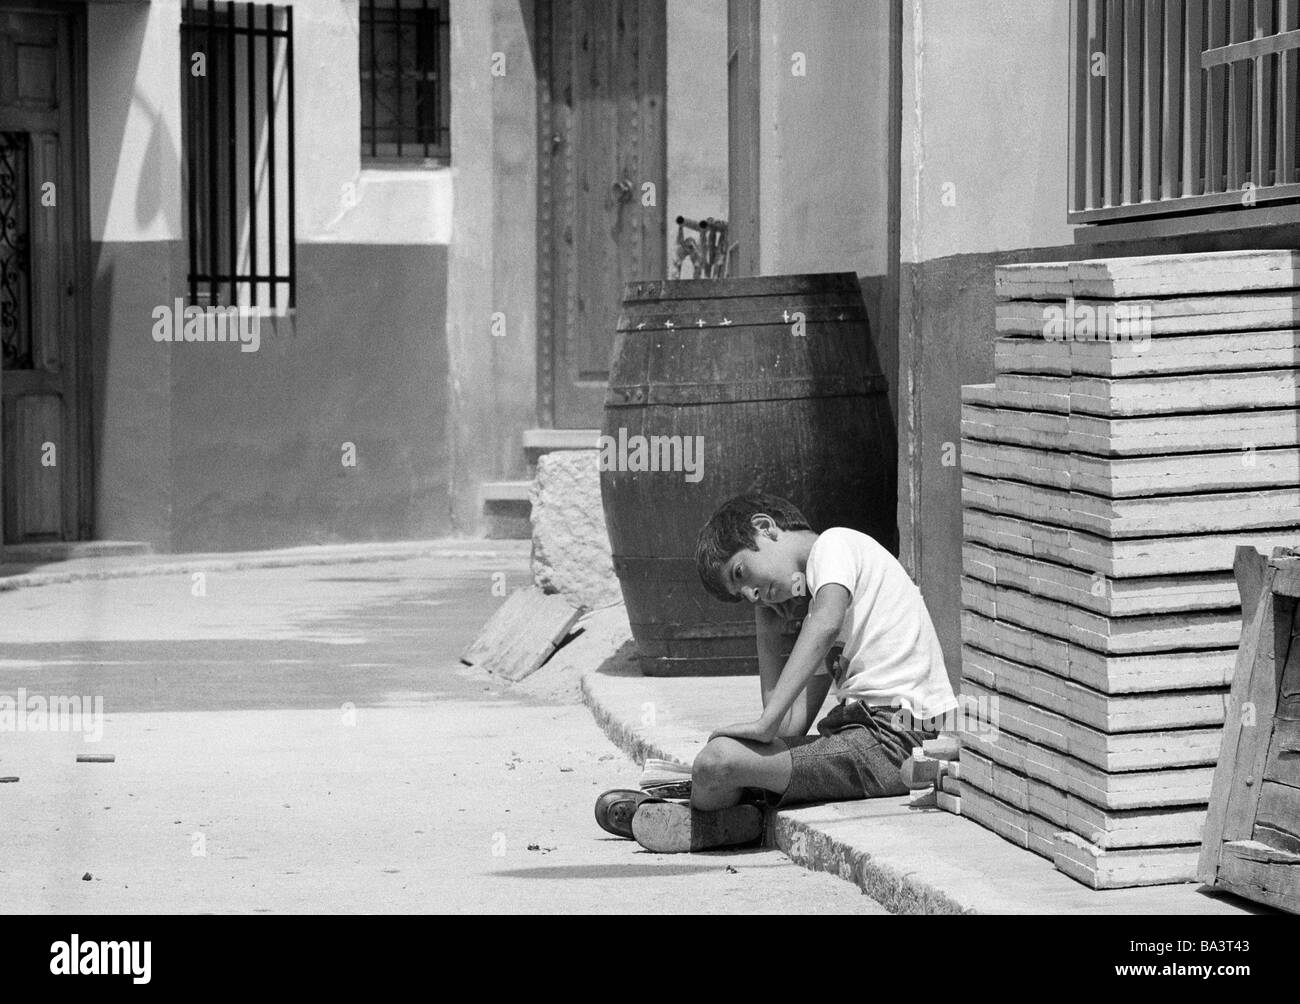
xmin=708 ymin=719 xmax=777 ymax=746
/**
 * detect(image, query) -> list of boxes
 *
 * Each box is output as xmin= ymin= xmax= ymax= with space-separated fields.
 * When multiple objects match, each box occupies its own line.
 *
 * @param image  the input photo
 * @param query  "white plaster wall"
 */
xmin=666 ymin=0 xmax=728 ymax=271
xmin=900 ymin=0 xmax=1076 ymax=263
xmin=88 ymin=0 xmax=184 ymax=242
xmin=756 ymin=0 xmax=893 ymax=277
xmin=86 ymin=0 xmax=451 ymax=246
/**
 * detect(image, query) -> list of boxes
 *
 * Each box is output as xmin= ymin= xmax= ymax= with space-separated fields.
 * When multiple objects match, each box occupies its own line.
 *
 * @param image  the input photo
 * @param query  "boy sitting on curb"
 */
xmin=596 ymin=491 xmax=958 ymax=853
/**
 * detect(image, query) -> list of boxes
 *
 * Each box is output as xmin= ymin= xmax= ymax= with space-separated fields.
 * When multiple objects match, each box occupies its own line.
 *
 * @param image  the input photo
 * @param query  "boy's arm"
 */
xmin=711 ymin=584 xmax=850 ymax=746
xmin=755 ymin=605 xmax=831 ymax=738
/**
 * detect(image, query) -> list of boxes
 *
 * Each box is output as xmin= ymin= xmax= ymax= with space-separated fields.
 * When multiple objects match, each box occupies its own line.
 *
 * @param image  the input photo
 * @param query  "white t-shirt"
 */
xmin=805 ymin=527 xmax=957 ymax=720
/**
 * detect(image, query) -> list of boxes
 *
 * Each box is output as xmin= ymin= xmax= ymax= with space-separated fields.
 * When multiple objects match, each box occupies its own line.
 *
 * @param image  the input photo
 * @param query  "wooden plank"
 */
xmin=960 ymin=382 xmax=1000 ymax=408
xmin=961 ymin=472 xmax=1300 ymax=540
xmin=1254 ymin=0 xmax=1275 ymax=189
xmin=1087 ymin=0 xmax=1108 ymax=208
xmin=1206 ymin=0 xmax=1228 ymax=193
xmin=962 ymin=400 xmax=1071 ymax=444
xmin=1214 ymin=840 xmax=1300 ymax=912
xmin=962 ymin=435 xmax=1300 ymax=497
xmin=989 ymin=373 xmax=1072 ymax=413
xmin=963 ymin=507 xmax=1300 ymax=578
xmin=963 ymin=679 xmax=1225 ymax=772
xmin=961 ymin=539 xmax=1240 ymax=616
xmin=961 ymin=771 xmax=1204 ymax=886
xmin=1255 ymin=779 xmax=1300 ymax=853
xmin=1281 ymin=0 xmax=1298 ymax=186
xmin=1228 ymin=595 xmax=1298 ymax=837
xmin=963 ymin=399 xmax=1300 ymax=457
xmin=1068 ymin=409 xmax=1300 ymax=455
xmin=1070 ymin=371 xmax=1300 ymax=417
xmin=963 ymin=576 xmax=1241 ymax=654
xmin=963 ymin=609 xmax=1237 ymax=694
xmin=997 ymin=290 xmax=1300 ymax=334
xmin=1072 ymin=0 xmax=1090 ymax=212
xmin=1107 ymin=0 xmax=1127 ymax=207
xmin=1161 ymin=0 xmax=1183 ymax=199
xmin=961 ymin=723 xmax=1215 ymax=810
xmin=1068 ymin=791 xmax=1207 ymax=850
xmin=994 ymin=261 xmax=1072 ymax=300
xmin=1199 ymin=560 xmax=1278 ymax=882
xmin=1226 ymin=0 xmax=1250 ymax=191
xmin=459 ymin=586 xmax=583 ymax=682
xmin=1235 ymin=545 xmax=1269 ymax=631
xmin=1263 ymin=720 xmax=1300 ymax=789
xmin=1143 ymin=0 xmax=1164 ymax=202
xmin=1071 ymin=247 xmax=1300 ymax=294
xmin=993 ymin=329 xmax=1300 ymax=379
xmin=1124 ymin=0 xmax=1144 ymax=203
xmin=962 ymin=643 xmax=1231 ymax=730
xmin=963 ymin=748 xmax=1207 ymax=849
xmin=1184 ymin=0 xmax=1205 ymax=196
xmin=1054 ymin=831 xmax=1201 ymax=888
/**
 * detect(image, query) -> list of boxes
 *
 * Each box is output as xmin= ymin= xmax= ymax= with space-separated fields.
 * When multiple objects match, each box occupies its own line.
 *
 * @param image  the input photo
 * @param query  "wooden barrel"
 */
xmin=600 ymin=273 xmax=897 ymax=677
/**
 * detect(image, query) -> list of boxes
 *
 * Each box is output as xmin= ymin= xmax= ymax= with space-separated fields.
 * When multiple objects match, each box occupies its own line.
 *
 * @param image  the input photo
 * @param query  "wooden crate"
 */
xmin=1198 ymin=547 xmax=1300 ymax=914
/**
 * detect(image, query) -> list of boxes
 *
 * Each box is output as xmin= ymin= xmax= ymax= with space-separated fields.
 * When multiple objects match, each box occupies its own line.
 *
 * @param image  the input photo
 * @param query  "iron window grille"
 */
xmin=181 ymin=0 xmax=295 ymax=311
xmin=0 ymin=131 xmax=32 ymax=370
xmin=1070 ymin=0 xmax=1300 ymax=224
xmin=360 ymin=0 xmax=451 ymax=164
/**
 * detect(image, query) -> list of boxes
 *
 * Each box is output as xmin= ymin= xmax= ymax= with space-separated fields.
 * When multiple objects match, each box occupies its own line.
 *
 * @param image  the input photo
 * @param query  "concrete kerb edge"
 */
xmin=0 ymin=542 xmax=525 ymax=593
xmin=578 ymin=673 xmax=684 ymax=769
xmin=579 ymin=671 xmax=976 ymax=915
xmin=771 ymin=815 xmax=974 ymax=916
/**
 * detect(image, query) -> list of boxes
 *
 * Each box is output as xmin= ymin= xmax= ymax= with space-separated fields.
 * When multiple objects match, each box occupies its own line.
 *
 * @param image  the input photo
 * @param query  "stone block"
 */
xmin=529 ymin=450 xmax=623 ymax=610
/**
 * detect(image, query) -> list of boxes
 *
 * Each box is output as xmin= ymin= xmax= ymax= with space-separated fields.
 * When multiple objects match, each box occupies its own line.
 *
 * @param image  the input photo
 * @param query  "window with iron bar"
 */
xmin=1070 ymin=0 xmax=1300 ymax=225
xmin=181 ymin=0 xmax=296 ymax=311
xmin=360 ymin=0 xmax=451 ymax=164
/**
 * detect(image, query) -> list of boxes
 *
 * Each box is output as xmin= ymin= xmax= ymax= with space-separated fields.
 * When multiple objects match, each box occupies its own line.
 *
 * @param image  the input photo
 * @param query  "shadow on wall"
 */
xmin=130 ymin=86 xmax=183 ymax=235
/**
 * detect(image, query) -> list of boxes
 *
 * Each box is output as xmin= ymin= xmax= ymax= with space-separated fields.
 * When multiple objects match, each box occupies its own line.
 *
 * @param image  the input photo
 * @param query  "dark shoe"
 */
xmin=631 ymin=800 xmax=763 ymax=853
xmin=594 ymin=788 xmax=656 ymax=838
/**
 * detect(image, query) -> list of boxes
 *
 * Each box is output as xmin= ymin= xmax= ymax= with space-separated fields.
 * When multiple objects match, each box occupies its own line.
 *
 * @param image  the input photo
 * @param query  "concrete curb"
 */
xmin=0 ymin=539 xmax=529 ymax=593
xmin=579 ymin=673 xmax=684 ymax=769
xmin=770 ymin=814 xmax=971 ymax=915
xmin=578 ymin=670 xmax=970 ymax=914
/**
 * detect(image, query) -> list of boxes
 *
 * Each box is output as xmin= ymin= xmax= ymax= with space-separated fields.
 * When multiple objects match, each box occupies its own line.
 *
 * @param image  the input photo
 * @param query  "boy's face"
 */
xmin=722 ymin=517 xmax=804 ymax=607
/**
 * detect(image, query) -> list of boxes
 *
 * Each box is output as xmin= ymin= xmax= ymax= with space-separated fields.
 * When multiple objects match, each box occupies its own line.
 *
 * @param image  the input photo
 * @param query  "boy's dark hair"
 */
xmin=695 ymin=492 xmax=812 ymax=603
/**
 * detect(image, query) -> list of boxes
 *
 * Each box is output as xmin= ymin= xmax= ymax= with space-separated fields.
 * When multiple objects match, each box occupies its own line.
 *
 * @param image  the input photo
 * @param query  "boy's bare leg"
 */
xmin=689 ymin=736 xmax=794 ymax=811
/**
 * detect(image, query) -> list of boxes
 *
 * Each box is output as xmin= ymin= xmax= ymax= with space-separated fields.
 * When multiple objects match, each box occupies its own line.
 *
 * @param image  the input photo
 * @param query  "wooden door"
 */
xmin=538 ymin=0 xmax=666 ymax=429
xmin=0 ymin=7 xmax=87 ymax=544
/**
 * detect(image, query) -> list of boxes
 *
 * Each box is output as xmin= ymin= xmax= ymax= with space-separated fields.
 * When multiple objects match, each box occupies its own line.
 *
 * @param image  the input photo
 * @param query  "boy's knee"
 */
xmin=693 ymin=738 xmax=742 ymax=787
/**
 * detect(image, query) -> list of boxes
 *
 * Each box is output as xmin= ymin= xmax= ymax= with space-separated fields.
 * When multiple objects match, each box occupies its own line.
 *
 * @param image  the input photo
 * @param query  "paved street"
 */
xmin=0 ymin=554 xmax=882 ymax=913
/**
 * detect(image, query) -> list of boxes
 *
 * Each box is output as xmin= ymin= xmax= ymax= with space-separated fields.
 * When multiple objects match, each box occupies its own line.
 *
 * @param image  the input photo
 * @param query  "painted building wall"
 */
xmin=443 ymin=0 xmax=537 ymax=534
xmin=665 ymin=0 xmax=728 ymax=268
xmin=752 ymin=0 xmax=900 ymax=536
xmin=86 ymin=0 xmax=453 ymax=550
xmin=896 ymin=0 xmax=1076 ymax=683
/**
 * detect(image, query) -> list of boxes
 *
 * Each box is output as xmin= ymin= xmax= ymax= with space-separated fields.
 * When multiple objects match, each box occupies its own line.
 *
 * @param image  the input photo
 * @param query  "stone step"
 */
xmin=481 ymin=481 xmax=533 ymax=540
xmin=522 ymin=428 xmax=600 ymax=466
xmin=481 ymin=431 xmax=602 ymax=540
xmin=1 ymin=540 xmax=153 ymax=564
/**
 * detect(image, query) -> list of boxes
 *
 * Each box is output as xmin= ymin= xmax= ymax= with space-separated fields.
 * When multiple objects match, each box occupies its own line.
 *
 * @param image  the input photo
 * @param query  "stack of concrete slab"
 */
xmin=959 ymin=250 xmax=1300 ymax=889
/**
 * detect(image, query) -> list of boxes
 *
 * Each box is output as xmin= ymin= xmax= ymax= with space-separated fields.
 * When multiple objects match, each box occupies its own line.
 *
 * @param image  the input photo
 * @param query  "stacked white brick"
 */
xmin=959 ymin=250 xmax=1300 ymax=889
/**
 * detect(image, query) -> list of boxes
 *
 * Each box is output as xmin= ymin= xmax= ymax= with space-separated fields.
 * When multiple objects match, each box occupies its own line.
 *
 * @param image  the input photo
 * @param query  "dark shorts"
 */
xmin=771 ymin=700 xmax=938 ymax=808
